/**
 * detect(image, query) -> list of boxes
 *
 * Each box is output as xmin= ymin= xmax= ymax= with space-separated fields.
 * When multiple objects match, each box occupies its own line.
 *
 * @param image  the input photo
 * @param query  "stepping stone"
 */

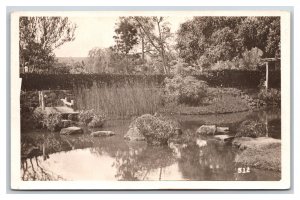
xmin=91 ymin=131 xmax=115 ymax=137
xmin=214 ymin=135 xmax=235 ymax=142
xmin=60 ymin=127 xmax=83 ymax=135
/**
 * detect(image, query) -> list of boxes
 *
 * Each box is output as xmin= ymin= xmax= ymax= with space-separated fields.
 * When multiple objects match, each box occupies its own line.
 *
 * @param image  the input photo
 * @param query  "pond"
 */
xmin=20 ymin=109 xmax=281 ymax=181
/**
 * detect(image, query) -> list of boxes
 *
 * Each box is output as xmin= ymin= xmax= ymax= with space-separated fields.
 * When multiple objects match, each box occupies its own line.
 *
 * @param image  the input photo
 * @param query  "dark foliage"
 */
xmin=20 ymin=70 xmax=280 ymax=91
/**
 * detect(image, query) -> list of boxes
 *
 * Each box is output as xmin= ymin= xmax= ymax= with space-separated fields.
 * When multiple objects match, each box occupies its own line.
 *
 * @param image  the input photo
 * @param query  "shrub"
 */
xmin=211 ymin=60 xmax=238 ymax=70
xmin=78 ymin=109 xmax=106 ymax=127
xmin=235 ymin=120 xmax=266 ymax=138
xmin=32 ymin=107 xmax=63 ymax=131
xmin=43 ymin=112 xmax=63 ymax=132
xmin=32 ymin=107 xmax=46 ymax=128
xmin=164 ymin=75 xmax=208 ymax=106
xmin=169 ymin=61 xmax=200 ymax=76
xmin=131 ymin=114 xmax=178 ymax=145
xmin=258 ymin=88 xmax=281 ymax=105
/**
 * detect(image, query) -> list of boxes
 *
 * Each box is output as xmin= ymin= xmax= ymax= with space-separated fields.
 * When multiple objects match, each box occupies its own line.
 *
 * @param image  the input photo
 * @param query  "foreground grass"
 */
xmin=233 ymin=137 xmax=281 ymax=171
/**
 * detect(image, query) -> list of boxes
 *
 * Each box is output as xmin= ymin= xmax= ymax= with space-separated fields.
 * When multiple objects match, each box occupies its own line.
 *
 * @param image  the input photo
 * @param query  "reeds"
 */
xmin=74 ymin=81 xmax=163 ymax=119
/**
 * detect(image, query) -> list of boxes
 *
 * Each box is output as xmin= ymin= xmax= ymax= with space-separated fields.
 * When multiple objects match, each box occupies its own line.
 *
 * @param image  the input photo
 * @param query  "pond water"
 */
xmin=21 ymin=109 xmax=281 ymax=181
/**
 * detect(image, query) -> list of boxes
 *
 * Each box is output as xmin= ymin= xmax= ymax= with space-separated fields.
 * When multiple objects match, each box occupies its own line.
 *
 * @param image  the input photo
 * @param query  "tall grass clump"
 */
xmin=74 ymin=81 xmax=163 ymax=119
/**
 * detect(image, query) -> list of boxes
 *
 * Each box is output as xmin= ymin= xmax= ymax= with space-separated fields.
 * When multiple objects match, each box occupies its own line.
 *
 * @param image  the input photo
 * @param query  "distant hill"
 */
xmin=56 ymin=57 xmax=90 ymax=64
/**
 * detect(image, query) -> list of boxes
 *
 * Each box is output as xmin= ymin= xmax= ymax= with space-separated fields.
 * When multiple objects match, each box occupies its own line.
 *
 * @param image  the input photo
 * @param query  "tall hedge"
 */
xmin=20 ymin=70 xmax=280 ymax=91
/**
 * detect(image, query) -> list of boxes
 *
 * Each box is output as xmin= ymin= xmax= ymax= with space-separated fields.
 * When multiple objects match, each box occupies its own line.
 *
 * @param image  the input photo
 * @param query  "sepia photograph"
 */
xmin=10 ymin=10 xmax=291 ymax=190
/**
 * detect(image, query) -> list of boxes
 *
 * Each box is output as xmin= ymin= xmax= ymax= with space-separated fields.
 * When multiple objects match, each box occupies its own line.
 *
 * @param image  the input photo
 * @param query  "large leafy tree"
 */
xmin=19 ymin=17 xmax=76 ymax=73
xmin=176 ymin=16 xmax=280 ymax=70
xmin=238 ymin=17 xmax=280 ymax=58
xmin=176 ymin=17 xmax=244 ymax=65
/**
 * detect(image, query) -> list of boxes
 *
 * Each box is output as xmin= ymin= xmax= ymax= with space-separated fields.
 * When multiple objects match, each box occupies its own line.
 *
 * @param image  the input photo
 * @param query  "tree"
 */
xmin=238 ymin=17 xmax=280 ymax=58
xmin=19 ymin=17 xmax=76 ymax=73
xmin=176 ymin=16 xmax=280 ymax=70
xmin=176 ymin=17 xmax=244 ymax=66
xmin=113 ymin=18 xmax=139 ymax=73
xmin=87 ymin=47 xmax=112 ymax=73
xmin=132 ymin=16 xmax=173 ymax=74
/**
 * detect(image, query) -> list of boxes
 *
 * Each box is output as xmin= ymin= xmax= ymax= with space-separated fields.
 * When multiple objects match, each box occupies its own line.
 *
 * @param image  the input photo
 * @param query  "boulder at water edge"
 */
xmin=124 ymin=114 xmax=178 ymax=145
xmin=124 ymin=126 xmax=146 ymax=141
xmin=60 ymin=127 xmax=83 ymax=135
xmin=197 ymin=125 xmax=217 ymax=135
xmin=91 ymin=131 xmax=115 ymax=137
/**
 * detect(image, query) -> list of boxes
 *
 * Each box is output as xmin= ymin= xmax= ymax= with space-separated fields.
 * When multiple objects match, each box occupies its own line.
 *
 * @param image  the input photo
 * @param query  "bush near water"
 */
xmin=129 ymin=114 xmax=179 ymax=145
xmin=258 ymin=88 xmax=281 ymax=106
xmin=78 ymin=109 xmax=106 ymax=128
xmin=32 ymin=107 xmax=63 ymax=132
xmin=235 ymin=120 xmax=266 ymax=138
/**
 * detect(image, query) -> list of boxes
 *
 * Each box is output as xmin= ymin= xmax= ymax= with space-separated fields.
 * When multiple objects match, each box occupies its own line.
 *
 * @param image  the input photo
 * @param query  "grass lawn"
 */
xmin=233 ymin=137 xmax=281 ymax=171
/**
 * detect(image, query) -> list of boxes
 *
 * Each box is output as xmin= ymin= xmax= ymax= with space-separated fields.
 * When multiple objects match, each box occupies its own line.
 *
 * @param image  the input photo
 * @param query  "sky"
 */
xmin=53 ymin=16 xmax=191 ymax=57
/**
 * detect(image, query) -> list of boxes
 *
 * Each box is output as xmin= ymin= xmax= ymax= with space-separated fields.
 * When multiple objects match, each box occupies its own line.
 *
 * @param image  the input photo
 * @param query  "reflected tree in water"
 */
xmin=21 ymin=134 xmax=65 ymax=181
xmin=113 ymin=145 xmax=176 ymax=181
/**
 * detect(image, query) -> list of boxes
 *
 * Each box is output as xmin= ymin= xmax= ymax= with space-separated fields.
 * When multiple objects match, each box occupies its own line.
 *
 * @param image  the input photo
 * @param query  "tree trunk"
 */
xmin=141 ymin=36 xmax=145 ymax=63
xmin=156 ymin=20 xmax=168 ymax=74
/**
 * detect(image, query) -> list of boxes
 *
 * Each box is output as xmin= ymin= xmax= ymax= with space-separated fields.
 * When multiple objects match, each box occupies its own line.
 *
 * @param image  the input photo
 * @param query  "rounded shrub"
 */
xmin=164 ymin=75 xmax=208 ymax=106
xmin=32 ymin=107 xmax=63 ymax=132
xmin=258 ymin=88 xmax=281 ymax=106
xmin=78 ymin=109 xmax=106 ymax=128
xmin=130 ymin=114 xmax=178 ymax=145
xmin=235 ymin=120 xmax=266 ymax=138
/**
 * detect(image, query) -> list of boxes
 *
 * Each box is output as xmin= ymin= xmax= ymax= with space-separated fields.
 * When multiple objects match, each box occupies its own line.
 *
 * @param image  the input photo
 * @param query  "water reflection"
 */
xmin=176 ymin=138 xmax=237 ymax=181
xmin=21 ymin=109 xmax=281 ymax=181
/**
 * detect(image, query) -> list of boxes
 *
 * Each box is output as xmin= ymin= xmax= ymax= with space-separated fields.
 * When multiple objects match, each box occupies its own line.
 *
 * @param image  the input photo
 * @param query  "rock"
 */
xmin=60 ymin=127 xmax=83 ymax=135
xmin=196 ymin=138 xmax=207 ymax=147
xmin=197 ymin=125 xmax=216 ymax=135
xmin=174 ymin=128 xmax=183 ymax=136
xmin=216 ymin=127 xmax=229 ymax=133
xmin=169 ymin=142 xmax=187 ymax=158
xmin=61 ymin=119 xmax=72 ymax=128
xmin=91 ymin=131 xmax=115 ymax=137
xmin=124 ymin=126 xmax=146 ymax=141
xmin=214 ymin=135 xmax=235 ymax=142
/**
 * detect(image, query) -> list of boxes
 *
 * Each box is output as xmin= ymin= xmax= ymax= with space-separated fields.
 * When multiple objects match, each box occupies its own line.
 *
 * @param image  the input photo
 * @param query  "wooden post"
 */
xmin=265 ymin=62 xmax=269 ymax=91
xmin=39 ymin=91 xmax=45 ymax=110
